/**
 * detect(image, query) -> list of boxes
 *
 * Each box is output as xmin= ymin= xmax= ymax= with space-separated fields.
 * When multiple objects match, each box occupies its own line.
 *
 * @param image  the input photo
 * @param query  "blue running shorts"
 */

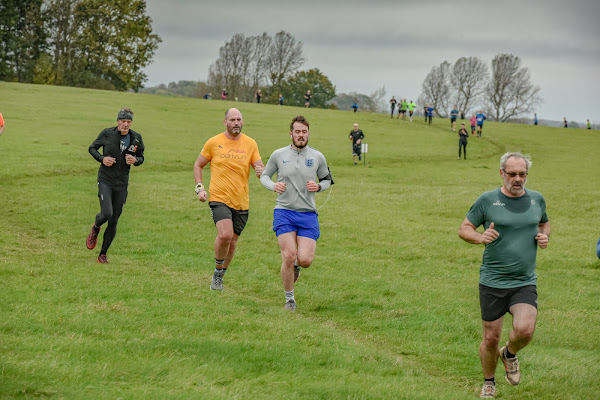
xmin=273 ymin=209 xmax=320 ymax=240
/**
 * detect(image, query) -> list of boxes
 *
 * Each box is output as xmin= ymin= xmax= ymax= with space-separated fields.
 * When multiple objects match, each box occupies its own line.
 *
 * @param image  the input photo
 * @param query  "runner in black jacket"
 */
xmin=86 ymin=108 xmax=145 ymax=263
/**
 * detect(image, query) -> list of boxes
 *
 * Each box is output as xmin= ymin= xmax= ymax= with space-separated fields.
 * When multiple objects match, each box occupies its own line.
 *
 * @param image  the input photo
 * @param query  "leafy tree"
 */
xmin=483 ymin=53 xmax=541 ymax=122
xmin=280 ymin=68 xmax=336 ymax=108
xmin=32 ymin=52 xmax=55 ymax=84
xmin=44 ymin=0 xmax=77 ymax=85
xmin=42 ymin=0 xmax=161 ymax=90
xmin=0 ymin=0 xmax=46 ymax=82
xmin=68 ymin=0 xmax=161 ymax=91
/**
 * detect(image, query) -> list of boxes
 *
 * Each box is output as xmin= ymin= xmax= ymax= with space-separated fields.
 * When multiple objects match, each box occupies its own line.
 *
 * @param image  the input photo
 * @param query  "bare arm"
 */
xmin=193 ymin=154 xmax=210 ymax=202
xmin=458 ymin=217 xmax=499 ymax=245
xmin=535 ymin=221 xmax=551 ymax=249
xmin=252 ymin=160 xmax=264 ymax=178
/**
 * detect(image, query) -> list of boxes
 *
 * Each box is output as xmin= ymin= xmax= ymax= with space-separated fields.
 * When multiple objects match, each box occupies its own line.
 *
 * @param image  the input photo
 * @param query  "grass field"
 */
xmin=0 ymin=82 xmax=599 ymax=399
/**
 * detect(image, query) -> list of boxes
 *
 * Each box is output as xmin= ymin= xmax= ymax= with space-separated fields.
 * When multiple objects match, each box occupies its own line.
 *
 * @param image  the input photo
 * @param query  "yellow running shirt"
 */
xmin=200 ymin=133 xmax=261 ymax=210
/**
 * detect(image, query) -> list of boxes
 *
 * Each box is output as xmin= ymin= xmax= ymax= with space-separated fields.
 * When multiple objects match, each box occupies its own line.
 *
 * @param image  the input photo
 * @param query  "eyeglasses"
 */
xmin=503 ymin=170 xmax=528 ymax=177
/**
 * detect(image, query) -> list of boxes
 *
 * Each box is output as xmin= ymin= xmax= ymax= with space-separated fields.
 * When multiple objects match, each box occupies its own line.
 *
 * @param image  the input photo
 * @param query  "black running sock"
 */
xmin=93 ymin=224 xmax=100 ymax=233
xmin=485 ymin=377 xmax=495 ymax=384
xmin=505 ymin=347 xmax=516 ymax=359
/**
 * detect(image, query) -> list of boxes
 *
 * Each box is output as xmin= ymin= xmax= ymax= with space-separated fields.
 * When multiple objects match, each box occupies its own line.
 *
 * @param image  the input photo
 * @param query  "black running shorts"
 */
xmin=209 ymin=202 xmax=249 ymax=236
xmin=479 ymin=284 xmax=537 ymax=322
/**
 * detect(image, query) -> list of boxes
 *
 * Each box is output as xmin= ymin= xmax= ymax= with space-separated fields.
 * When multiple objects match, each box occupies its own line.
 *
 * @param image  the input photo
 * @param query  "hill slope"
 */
xmin=1 ymin=82 xmax=599 ymax=399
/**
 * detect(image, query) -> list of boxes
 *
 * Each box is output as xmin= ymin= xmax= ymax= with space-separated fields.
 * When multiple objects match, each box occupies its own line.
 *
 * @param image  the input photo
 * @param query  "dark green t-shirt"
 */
xmin=466 ymin=188 xmax=549 ymax=289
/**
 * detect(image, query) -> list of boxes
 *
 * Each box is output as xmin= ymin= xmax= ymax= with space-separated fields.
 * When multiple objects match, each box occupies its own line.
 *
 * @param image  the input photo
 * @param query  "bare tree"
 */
xmin=450 ymin=56 xmax=488 ymax=116
xmin=208 ymin=33 xmax=253 ymax=100
xmin=267 ymin=31 xmax=305 ymax=91
xmin=248 ymin=32 xmax=272 ymax=97
xmin=483 ymin=54 xmax=542 ymax=122
xmin=368 ymin=85 xmax=387 ymax=113
xmin=208 ymin=31 xmax=303 ymax=102
xmin=420 ymin=61 xmax=451 ymax=117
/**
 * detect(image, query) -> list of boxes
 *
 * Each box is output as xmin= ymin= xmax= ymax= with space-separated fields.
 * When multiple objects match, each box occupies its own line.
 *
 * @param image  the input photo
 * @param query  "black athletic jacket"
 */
xmin=89 ymin=126 xmax=145 ymax=187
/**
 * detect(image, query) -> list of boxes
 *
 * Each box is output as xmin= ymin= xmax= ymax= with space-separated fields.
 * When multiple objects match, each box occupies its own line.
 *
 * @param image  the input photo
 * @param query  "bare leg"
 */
xmin=480 ymin=318 xmax=503 ymax=379
xmin=508 ymin=304 xmax=537 ymax=354
xmin=296 ymin=236 xmax=316 ymax=268
xmin=277 ymin=232 xmax=298 ymax=292
xmin=277 ymin=233 xmax=317 ymax=292
xmin=215 ymin=219 xmax=238 ymax=269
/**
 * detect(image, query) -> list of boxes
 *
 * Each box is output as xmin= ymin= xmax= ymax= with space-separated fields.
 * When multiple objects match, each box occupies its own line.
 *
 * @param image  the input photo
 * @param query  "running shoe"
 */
xmin=294 ymin=266 xmax=301 ymax=283
xmin=499 ymin=343 xmax=521 ymax=385
xmin=97 ymin=254 xmax=109 ymax=264
xmin=284 ymin=299 xmax=296 ymax=311
xmin=210 ymin=270 xmax=224 ymax=291
xmin=480 ymin=381 xmax=495 ymax=398
xmin=86 ymin=225 xmax=100 ymax=250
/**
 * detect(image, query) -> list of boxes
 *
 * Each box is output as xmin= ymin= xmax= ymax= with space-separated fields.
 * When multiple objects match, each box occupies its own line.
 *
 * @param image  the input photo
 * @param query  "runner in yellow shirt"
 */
xmin=194 ymin=108 xmax=264 ymax=291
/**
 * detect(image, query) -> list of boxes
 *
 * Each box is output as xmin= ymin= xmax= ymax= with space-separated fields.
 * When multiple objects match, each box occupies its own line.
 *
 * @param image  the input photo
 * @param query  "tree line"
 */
xmin=419 ymin=54 xmax=541 ymax=122
xmin=0 ymin=0 xmax=161 ymax=91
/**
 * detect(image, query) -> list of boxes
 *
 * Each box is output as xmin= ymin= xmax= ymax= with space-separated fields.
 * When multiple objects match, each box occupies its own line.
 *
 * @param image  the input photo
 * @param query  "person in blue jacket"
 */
xmin=427 ymin=105 xmax=434 ymax=125
xmin=476 ymin=111 xmax=487 ymax=137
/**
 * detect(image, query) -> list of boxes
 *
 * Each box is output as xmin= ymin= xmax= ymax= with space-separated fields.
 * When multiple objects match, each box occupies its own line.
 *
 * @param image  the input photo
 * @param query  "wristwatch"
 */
xmin=195 ymin=183 xmax=205 ymax=194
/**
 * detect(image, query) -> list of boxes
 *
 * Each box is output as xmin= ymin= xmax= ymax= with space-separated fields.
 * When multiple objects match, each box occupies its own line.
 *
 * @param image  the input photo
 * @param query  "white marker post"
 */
xmin=361 ymin=143 xmax=368 ymax=165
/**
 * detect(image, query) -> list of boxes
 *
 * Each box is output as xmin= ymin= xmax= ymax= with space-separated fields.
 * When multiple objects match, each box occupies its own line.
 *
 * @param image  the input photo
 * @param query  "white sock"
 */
xmin=285 ymin=290 xmax=294 ymax=302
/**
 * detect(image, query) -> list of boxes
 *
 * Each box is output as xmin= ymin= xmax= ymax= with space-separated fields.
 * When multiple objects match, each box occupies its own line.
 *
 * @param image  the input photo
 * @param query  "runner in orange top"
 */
xmin=193 ymin=108 xmax=264 ymax=291
xmin=0 ymin=112 xmax=5 ymax=136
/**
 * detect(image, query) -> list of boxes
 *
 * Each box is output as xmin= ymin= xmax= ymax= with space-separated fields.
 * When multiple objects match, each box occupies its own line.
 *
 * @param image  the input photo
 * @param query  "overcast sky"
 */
xmin=143 ymin=0 xmax=599 ymax=123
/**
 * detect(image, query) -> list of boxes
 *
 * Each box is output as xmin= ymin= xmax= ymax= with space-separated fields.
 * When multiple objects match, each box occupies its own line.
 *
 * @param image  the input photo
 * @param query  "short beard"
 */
xmin=293 ymin=138 xmax=308 ymax=149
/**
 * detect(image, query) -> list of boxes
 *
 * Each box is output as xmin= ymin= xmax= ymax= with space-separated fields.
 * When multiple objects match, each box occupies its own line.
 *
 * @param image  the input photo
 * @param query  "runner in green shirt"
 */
xmin=400 ymin=99 xmax=408 ymax=120
xmin=408 ymin=100 xmax=416 ymax=122
xmin=458 ymin=152 xmax=550 ymax=399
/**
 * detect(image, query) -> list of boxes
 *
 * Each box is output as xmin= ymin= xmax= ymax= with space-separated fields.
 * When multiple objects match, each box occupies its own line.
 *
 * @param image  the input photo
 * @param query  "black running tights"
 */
xmin=95 ymin=181 xmax=127 ymax=255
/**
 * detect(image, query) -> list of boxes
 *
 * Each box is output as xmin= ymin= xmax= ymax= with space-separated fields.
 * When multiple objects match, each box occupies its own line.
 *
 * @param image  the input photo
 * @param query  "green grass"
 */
xmin=0 ymin=81 xmax=599 ymax=399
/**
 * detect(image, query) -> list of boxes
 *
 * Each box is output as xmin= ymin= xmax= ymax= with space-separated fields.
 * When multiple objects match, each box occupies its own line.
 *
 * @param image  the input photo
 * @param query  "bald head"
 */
xmin=225 ymin=108 xmax=242 ymax=119
xmin=224 ymin=108 xmax=243 ymax=137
